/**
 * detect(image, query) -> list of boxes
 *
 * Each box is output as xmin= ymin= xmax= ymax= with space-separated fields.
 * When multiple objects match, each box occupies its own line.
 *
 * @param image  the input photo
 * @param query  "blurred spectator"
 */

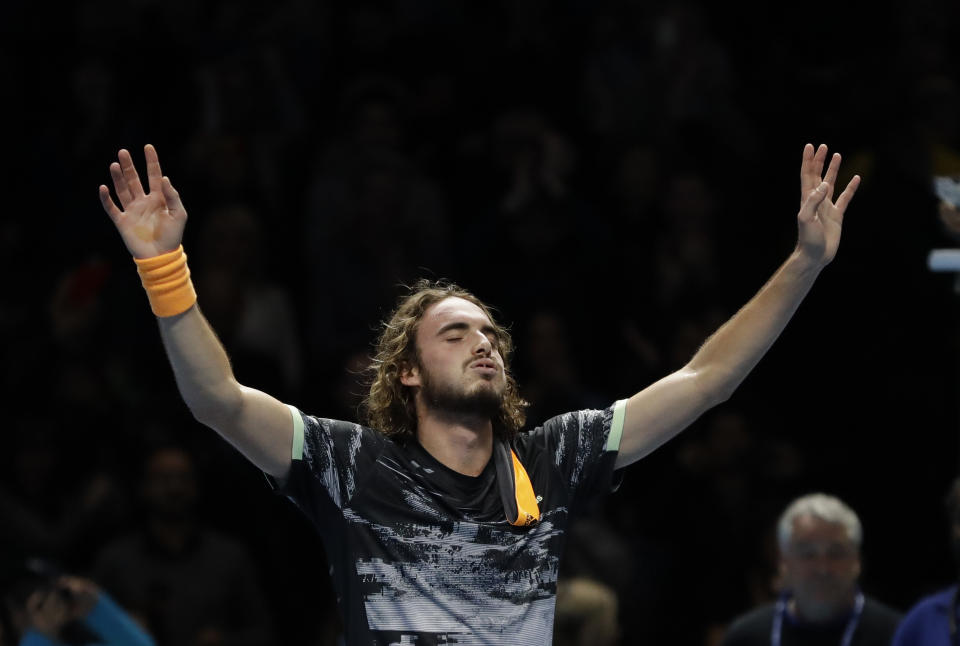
xmin=938 ymin=200 xmax=960 ymax=243
xmin=578 ymin=7 xmax=658 ymax=145
xmin=92 ymin=446 xmax=273 ymax=646
xmin=2 ymin=1 xmax=959 ymax=644
xmin=891 ymin=476 xmax=960 ymax=645
xmin=652 ymin=167 xmax=723 ymax=313
xmin=302 ymin=113 xmax=450 ymax=360
xmin=0 ymin=558 xmax=154 ymax=646
xmin=327 ymin=77 xmax=412 ymax=157
xmin=553 ymin=577 xmax=620 ymax=646
xmin=42 ymin=254 xmax=175 ymax=428
xmin=649 ymin=3 xmax=758 ymax=162
xmin=193 ymin=203 xmax=303 ymax=398
xmin=911 ymin=75 xmax=960 ymax=182
xmin=608 ymin=143 xmax=661 ymax=228
xmin=0 ymin=417 xmax=127 ymax=571
xmin=560 ymin=515 xmax=636 ymax=608
xmin=516 ymin=310 xmax=605 ymax=426
xmin=720 ymin=493 xmax=901 ymax=646
xmin=190 ymin=32 xmax=307 ymax=211
xmin=453 ymin=107 xmax=602 ymax=311
xmin=640 ymin=407 xmax=804 ymax=641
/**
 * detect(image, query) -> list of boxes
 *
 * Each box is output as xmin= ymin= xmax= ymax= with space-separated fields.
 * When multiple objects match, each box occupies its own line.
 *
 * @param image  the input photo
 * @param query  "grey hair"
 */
xmin=776 ymin=493 xmax=863 ymax=552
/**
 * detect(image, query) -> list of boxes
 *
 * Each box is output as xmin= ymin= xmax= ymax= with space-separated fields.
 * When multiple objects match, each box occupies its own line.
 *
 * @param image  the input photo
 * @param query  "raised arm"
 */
xmin=615 ymin=144 xmax=860 ymax=468
xmin=99 ymin=145 xmax=293 ymax=478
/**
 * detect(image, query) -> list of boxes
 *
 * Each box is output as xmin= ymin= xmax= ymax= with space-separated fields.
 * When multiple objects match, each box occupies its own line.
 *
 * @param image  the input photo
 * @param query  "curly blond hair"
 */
xmin=362 ymin=279 xmax=527 ymax=441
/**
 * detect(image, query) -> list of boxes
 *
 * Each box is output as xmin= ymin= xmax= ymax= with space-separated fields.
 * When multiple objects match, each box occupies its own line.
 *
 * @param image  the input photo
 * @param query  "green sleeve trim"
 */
xmin=288 ymin=404 xmax=304 ymax=461
xmin=607 ymin=399 xmax=627 ymax=453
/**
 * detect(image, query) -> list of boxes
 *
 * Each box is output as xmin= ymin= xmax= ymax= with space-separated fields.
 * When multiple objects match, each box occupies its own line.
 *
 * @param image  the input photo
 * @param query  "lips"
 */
xmin=469 ymin=359 xmax=498 ymax=371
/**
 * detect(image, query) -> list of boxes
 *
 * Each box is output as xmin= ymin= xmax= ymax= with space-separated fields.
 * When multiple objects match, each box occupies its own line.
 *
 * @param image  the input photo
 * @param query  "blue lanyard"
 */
xmin=770 ymin=590 xmax=865 ymax=646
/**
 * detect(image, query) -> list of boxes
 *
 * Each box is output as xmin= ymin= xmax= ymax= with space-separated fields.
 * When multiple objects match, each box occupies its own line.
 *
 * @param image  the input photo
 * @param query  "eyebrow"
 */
xmin=436 ymin=321 xmax=497 ymax=337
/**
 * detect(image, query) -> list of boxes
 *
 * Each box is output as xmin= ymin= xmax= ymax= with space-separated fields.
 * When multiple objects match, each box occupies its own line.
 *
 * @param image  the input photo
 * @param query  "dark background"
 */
xmin=2 ymin=0 xmax=959 ymax=644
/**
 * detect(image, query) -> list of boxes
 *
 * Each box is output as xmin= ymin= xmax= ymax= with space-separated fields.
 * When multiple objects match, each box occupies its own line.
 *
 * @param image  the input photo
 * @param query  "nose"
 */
xmin=472 ymin=330 xmax=492 ymax=355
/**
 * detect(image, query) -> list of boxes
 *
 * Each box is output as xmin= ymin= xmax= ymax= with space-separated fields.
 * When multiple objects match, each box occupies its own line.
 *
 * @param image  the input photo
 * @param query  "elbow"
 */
xmin=710 ymin=386 xmax=736 ymax=406
xmin=689 ymin=365 xmax=739 ymax=408
xmin=188 ymin=404 xmax=222 ymax=429
xmin=184 ymin=380 xmax=245 ymax=429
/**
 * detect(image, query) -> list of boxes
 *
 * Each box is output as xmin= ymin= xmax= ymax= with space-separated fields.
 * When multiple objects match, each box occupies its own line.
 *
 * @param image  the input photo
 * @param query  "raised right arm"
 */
xmin=99 ymin=145 xmax=293 ymax=478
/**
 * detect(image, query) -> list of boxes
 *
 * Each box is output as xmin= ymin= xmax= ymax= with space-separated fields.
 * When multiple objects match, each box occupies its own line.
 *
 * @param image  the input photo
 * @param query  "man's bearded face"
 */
xmin=417 ymin=353 xmax=505 ymax=420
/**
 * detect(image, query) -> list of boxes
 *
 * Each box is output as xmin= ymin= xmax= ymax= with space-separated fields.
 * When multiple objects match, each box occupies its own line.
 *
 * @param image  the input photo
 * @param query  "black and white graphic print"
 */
xmin=275 ymin=404 xmax=621 ymax=646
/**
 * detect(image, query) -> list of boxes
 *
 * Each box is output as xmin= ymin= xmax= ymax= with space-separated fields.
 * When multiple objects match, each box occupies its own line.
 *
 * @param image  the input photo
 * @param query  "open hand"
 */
xmin=26 ymin=576 xmax=101 ymax=637
xmin=796 ymin=143 xmax=860 ymax=266
xmin=26 ymin=588 xmax=71 ymax=638
xmin=58 ymin=576 xmax=100 ymax=617
xmin=99 ymin=145 xmax=187 ymax=259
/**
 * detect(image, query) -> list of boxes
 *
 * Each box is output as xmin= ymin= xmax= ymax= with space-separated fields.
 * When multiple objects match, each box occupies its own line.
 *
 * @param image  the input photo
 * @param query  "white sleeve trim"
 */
xmin=287 ymin=404 xmax=304 ymax=461
xmin=606 ymin=399 xmax=627 ymax=453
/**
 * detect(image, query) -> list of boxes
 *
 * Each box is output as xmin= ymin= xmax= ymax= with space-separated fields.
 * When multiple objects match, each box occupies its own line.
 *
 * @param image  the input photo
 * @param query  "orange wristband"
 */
xmin=133 ymin=245 xmax=197 ymax=317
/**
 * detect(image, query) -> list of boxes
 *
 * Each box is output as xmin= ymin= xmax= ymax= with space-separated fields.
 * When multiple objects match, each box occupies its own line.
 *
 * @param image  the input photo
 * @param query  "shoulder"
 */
xmin=899 ymin=585 xmax=955 ymax=624
xmin=722 ymin=604 xmax=776 ymax=644
xmin=858 ymin=595 xmax=904 ymax=641
xmin=862 ymin=595 xmax=904 ymax=622
xmin=521 ymin=404 xmax=619 ymax=444
xmin=287 ymin=409 xmax=397 ymax=505
xmin=299 ymin=410 xmax=379 ymax=438
xmin=296 ymin=410 xmax=388 ymax=456
xmin=545 ymin=407 xmax=615 ymax=431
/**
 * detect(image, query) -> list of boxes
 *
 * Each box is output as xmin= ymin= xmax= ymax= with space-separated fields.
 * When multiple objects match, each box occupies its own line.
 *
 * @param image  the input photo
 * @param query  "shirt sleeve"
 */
xmin=17 ymin=630 xmax=57 ymax=646
xmin=83 ymin=592 xmax=156 ymax=646
xmin=267 ymin=405 xmax=385 ymax=526
xmin=890 ymin=602 xmax=939 ymax=646
xmin=521 ymin=400 xmax=627 ymax=506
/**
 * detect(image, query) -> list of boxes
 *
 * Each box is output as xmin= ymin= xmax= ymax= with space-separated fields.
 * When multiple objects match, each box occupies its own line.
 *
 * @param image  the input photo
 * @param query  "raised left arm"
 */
xmin=615 ymin=144 xmax=860 ymax=469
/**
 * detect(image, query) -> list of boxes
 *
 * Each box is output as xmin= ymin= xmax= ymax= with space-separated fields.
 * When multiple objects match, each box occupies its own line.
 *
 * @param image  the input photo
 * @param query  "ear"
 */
xmin=400 ymin=362 xmax=421 ymax=387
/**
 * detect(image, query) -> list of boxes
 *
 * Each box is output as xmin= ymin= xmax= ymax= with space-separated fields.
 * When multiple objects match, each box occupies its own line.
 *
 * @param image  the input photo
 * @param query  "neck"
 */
xmin=789 ymin=590 xmax=858 ymax=624
xmin=415 ymin=405 xmax=494 ymax=477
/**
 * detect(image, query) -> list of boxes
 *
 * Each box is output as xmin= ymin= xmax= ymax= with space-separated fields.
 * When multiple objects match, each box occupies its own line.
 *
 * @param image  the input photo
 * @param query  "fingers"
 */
xmin=800 ymin=143 xmax=827 ymax=195
xmin=161 ymin=176 xmax=183 ymax=214
xmin=98 ymin=185 xmax=123 ymax=222
xmin=117 ymin=148 xmax=145 ymax=200
xmin=58 ymin=576 xmax=99 ymax=615
xmin=26 ymin=590 xmax=45 ymax=614
xmin=799 ymin=181 xmax=829 ymax=223
xmin=822 ymin=152 xmax=841 ymax=200
xmin=144 ymin=144 xmax=163 ymax=194
xmin=800 ymin=143 xmax=815 ymax=194
xmin=834 ymin=175 xmax=861 ymax=215
xmin=801 ymin=144 xmax=829 ymax=196
xmin=811 ymin=144 xmax=827 ymax=195
xmin=104 ymin=145 xmax=165 ymax=216
xmin=109 ymin=162 xmax=132 ymax=208
xmin=28 ymin=588 xmax=66 ymax=618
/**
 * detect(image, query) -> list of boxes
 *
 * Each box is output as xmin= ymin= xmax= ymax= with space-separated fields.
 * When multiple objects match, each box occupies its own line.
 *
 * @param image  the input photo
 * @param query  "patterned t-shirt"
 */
xmin=273 ymin=400 xmax=626 ymax=646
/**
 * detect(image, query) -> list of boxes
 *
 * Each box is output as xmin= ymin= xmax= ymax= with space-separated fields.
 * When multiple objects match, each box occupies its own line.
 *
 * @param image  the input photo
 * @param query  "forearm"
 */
xmin=156 ymin=303 xmax=294 ymax=476
xmin=157 ymin=305 xmax=243 ymax=425
xmin=687 ymin=249 xmax=823 ymax=400
xmin=617 ymin=146 xmax=858 ymax=467
xmin=100 ymin=147 xmax=294 ymax=476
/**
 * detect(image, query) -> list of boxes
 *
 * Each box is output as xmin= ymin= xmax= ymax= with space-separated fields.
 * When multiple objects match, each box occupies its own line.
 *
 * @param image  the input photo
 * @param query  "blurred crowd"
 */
xmin=2 ymin=0 xmax=960 ymax=644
